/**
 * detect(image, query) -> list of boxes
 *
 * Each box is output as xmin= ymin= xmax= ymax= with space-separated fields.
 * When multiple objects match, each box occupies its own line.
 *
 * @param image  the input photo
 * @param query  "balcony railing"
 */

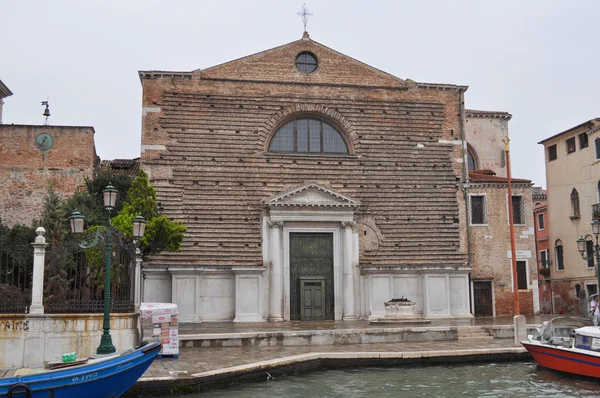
xmin=538 ymin=259 xmax=552 ymax=269
xmin=593 ymin=204 xmax=600 ymax=220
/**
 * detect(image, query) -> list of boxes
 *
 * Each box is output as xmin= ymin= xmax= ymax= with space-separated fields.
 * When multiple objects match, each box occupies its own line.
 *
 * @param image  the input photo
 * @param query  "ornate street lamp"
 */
xmin=577 ymin=219 xmax=600 ymax=297
xmin=69 ymin=184 xmax=146 ymax=355
xmin=132 ymin=215 xmax=146 ymax=240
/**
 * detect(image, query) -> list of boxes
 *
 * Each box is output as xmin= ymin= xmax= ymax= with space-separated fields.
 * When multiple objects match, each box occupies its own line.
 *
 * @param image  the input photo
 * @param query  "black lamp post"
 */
xmin=577 ymin=219 xmax=600 ymax=296
xmin=70 ymin=185 xmax=146 ymax=355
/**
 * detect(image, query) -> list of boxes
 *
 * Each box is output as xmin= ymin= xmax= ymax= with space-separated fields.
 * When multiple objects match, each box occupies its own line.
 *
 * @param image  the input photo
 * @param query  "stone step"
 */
xmin=456 ymin=326 xmax=494 ymax=341
xmin=165 ymin=326 xmax=464 ymax=348
xmin=458 ymin=335 xmax=495 ymax=342
xmin=458 ymin=331 xmax=491 ymax=337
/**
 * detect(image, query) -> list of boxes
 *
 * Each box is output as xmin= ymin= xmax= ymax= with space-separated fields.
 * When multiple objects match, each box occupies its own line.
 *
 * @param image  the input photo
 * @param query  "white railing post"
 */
xmin=29 ymin=227 xmax=47 ymax=314
xmin=134 ymin=247 xmax=142 ymax=312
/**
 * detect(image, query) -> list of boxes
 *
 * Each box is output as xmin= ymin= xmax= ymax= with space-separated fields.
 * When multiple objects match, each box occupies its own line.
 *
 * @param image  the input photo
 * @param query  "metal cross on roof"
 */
xmin=297 ymin=3 xmax=312 ymax=33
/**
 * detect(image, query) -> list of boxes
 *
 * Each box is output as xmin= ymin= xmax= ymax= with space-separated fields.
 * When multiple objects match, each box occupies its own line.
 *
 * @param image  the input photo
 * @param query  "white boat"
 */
xmin=521 ymin=316 xmax=600 ymax=378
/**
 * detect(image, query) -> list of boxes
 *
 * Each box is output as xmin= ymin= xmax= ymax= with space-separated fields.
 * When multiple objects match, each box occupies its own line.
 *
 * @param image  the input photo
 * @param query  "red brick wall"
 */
xmin=495 ymin=290 xmax=534 ymax=316
xmin=139 ymin=37 xmax=469 ymax=268
xmin=0 ymin=125 xmax=97 ymax=227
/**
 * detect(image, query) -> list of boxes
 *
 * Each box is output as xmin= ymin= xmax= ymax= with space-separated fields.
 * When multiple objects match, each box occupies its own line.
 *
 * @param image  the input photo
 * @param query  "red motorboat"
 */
xmin=522 ymin=316 xmax=600 ymax=378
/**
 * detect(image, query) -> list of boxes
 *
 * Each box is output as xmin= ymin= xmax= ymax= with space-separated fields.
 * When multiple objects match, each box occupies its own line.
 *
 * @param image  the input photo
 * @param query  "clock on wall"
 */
xmin=35 ymin=132 xmax=54 ymax=151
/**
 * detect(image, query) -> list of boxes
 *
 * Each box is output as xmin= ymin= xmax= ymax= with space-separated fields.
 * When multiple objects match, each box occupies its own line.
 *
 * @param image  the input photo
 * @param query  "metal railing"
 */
xmin=44 ymin=247 xmax=135 ymax=314
xmin=0 ymin=245 xmax=33 ymax=314
xmin=593 ymin=204 xmax=600 ymax=220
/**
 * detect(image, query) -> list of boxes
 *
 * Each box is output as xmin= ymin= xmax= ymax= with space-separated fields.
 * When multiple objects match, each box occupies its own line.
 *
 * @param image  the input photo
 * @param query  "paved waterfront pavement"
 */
xmin=141 ymin=338 xmax=527 ymax=379
xmin=175 ymin=314 xmax=556 ymax=335
xmin=1 ymin=315 xmax=556 ymax=393
xmin=126 ymin=315 xmax=554 ymax=394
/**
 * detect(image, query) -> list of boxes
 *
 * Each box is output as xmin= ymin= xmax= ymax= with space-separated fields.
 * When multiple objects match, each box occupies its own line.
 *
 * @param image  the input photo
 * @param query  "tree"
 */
xmin=64 ymin=167 xmax=135 ymax=228
xmin=40 ymin=187 xmax=69 ymax=243
xmin=112 ymin=170 xmax=186 ymax=258
xmin=37 ymin=187 xmax=75 ymax=304
xmin=84 ymin=167 xmax=135 ymax=215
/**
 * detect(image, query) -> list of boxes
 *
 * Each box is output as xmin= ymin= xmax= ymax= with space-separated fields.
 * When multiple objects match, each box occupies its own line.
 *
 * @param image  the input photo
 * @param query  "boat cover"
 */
xmin=532 ymin=316 xmax=591 ymax=345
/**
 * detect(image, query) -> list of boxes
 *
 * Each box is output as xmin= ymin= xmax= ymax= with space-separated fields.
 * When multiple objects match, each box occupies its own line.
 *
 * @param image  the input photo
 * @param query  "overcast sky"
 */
xmin=3 ymin=1 xmax=599 ymax=188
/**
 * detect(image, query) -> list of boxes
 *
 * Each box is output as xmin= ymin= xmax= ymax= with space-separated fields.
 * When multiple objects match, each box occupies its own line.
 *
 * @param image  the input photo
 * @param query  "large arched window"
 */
xmin=268 ymin=117 xmax=349 ymax=155
xmin=467 ymin=146 xmax=478 ymax=172
xmin=555 ymin=239 xmax=564 ymax=271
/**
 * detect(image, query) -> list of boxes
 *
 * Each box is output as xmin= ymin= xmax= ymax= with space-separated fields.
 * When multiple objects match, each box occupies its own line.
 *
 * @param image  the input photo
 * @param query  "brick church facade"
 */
xmin=139 ymin=33 xmax=475 ymax=322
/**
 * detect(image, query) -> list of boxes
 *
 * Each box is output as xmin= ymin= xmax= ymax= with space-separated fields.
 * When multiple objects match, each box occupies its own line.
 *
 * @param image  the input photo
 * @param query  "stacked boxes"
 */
xmin=140 ymin=303 xmax=179 ymax=358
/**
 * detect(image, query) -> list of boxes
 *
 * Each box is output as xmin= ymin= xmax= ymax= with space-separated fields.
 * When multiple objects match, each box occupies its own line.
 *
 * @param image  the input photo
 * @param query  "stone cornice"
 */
xmin=465 ymin=109 xmax=512 ymax=120
xmin=468 ymin=181 xmax=533 ymax=188
xmin=416 ymin=82 xmax=469 ymax=92
xmin=138 ymin=71 xmax=194 ymax=82
xmin=265 ymin=182 xmax=360 ymax=208
xmin=360 ymin=265 xmax=470 ymax=274
xmin=0 ymin=79 xmax=13 ymax=98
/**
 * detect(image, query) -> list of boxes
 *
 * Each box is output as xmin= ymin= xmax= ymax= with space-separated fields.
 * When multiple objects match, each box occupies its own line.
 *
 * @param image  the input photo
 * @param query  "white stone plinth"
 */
xmin=383 ymin=300 xmax=417 ymax=319
xmin=233 ymin=267 xmax=266 ymax=322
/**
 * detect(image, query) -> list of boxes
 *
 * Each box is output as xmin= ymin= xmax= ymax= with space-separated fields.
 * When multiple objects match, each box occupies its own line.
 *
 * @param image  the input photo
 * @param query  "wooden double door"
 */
xmin=290 ymin=233 xmax=334 ymax=321
xmin=473 ymin=281 xmax=493 ymax=317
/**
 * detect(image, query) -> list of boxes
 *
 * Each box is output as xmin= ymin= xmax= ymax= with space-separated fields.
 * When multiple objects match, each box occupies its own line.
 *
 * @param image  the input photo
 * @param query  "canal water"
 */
xmin=174 ymin=362 xmax=600 ymax=397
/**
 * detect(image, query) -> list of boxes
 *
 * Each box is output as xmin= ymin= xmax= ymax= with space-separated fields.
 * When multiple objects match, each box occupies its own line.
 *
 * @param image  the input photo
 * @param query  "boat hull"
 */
xmin=0 ymin=341 xmax=161 ymax=398
xmin=522 ymin=341 xmax=600 ymax=378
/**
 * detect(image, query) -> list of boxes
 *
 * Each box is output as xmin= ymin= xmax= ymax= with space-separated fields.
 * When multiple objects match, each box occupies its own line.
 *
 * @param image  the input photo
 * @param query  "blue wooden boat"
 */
xmin=0 ymin=341 xmax=161 ymax=398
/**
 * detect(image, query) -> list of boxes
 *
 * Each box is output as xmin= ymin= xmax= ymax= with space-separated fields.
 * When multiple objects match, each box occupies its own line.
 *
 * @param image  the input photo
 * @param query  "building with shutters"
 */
xmin=539 ymin=118 xmax=600 ymax=316
xmin=532 ymin=187 xmax=551 ymax=314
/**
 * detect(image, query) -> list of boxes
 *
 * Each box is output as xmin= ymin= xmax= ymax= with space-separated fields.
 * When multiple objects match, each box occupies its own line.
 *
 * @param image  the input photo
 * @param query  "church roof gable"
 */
xmin=198 ymin=35 xmax=407 ymax=89
xmin=265 ymin=182 xmax=360 ymax=208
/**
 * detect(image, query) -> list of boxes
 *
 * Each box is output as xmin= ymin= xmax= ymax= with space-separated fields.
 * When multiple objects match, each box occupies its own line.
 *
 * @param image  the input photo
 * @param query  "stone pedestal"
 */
xmin=29 ymin=227 xmax=47 ymax=315
xmin=384 ymin=299 xmax=417 ymax=319
xmin=371 ymin=298 xmax=431 ymax=324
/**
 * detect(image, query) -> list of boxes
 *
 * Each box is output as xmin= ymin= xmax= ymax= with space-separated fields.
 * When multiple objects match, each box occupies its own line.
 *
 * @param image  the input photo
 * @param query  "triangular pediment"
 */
xmin=198 ymin=35 xmax=407 ymax=89
xmin=265 ymin=182 xmax=360 ymax=208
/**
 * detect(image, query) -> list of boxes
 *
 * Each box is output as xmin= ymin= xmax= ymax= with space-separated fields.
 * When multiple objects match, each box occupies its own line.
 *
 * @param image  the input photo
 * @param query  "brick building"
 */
xmin=465 ymin=110 xmax=538 ymax=316
xmin=139 ymin=33 xmax=475 ymax=322
xmin=533 ymin=187 xmax=551 ymax=313
xmin=0 ymin=124 xmax=99 ymax=227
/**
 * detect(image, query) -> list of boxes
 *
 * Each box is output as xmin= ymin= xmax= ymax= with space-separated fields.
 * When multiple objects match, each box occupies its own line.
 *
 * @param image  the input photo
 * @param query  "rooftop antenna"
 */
xmin=41 ymin=98 xmax=50 ymax=125
xmin=297 ymin=3 xmax=312 ymax=37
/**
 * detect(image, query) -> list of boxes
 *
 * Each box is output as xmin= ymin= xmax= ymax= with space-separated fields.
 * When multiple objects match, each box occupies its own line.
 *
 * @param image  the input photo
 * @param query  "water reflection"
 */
xmin=173 ymin=362 xmax=600 ymax=398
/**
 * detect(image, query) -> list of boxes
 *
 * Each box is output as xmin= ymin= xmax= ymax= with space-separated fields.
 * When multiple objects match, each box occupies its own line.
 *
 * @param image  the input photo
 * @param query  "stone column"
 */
xmin=268 ymin=220 xmax=284 ymax=322
xmin=29 ymin=227 xmax=47 ymax=315
xmin=134 ymin=247 xmax=142 ymax=312
xmin=342 ymin=222 xmax=357 ymax=320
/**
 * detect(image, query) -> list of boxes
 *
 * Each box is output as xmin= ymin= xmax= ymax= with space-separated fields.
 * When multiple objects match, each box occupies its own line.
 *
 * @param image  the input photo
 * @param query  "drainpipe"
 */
xmin=458 ymin=90 xmax=473 ymax=314
xmin=458 ymin=90 xmax=471 ymax=269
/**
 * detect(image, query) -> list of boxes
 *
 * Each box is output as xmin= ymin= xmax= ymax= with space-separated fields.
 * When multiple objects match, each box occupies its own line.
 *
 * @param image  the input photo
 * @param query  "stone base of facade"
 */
xmin=144 ymin=266 xmax=473 ymax=322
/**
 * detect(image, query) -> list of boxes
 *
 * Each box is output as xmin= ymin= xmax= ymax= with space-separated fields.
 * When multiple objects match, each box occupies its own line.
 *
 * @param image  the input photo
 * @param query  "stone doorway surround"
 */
xmin=263 ymin=182 xmax=360 ymax=321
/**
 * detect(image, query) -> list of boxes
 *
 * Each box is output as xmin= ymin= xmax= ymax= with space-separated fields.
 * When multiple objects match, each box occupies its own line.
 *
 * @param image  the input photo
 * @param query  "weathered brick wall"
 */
xmin=495 ymin=290 xmax=534 ymax=316
xmin=139 ymin=36 xmax=469 ymax=269
xmin=551 ymin=279 xmax=579 ymax=315
xmin=469 ymin=183 xmax=537 ymax=315
xmin=534 ymin=204 xmax=552 ymax=313
xmin=0 ymin=125 xmax=97 ymax=227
